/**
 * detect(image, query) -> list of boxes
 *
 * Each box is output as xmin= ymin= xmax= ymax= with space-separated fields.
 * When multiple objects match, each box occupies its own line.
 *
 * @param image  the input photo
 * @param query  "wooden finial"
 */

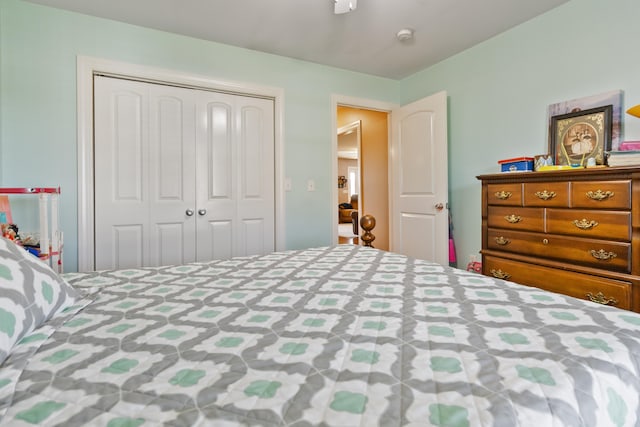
xmin=360 ymin=214 xmax=376 ymax=247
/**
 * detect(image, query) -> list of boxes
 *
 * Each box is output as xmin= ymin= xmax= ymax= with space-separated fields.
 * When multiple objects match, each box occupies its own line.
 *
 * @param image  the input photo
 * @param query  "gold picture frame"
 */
xmin=550 ymin=105 xmax=612 ymax=167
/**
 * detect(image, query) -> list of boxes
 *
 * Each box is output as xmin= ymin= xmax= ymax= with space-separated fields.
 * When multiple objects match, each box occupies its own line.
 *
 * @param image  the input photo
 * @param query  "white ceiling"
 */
xmin=26 ymin=0 xmax=569 ymax=79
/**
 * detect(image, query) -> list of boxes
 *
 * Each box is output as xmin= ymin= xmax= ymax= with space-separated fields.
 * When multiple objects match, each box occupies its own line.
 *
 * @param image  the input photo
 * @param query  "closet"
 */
xmin=94 ymin=76 xmax=275 ymax=270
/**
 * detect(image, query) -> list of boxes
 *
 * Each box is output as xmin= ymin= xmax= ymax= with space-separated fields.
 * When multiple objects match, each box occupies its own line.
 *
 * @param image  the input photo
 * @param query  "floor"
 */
xmin=338 ymin=223 xmax=359 ymax=245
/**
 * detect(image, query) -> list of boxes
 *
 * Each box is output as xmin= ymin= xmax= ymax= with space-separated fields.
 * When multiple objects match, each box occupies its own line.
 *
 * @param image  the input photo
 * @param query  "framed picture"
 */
xmin=547 ymin=90 xmax=622 ymax=150
xmin=550 ymin=105 xmax=612 ymax=166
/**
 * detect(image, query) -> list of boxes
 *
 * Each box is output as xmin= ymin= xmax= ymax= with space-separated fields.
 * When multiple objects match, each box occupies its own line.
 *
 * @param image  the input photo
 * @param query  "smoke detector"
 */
xmin=396 ymin=28 xmax=414 ymax=42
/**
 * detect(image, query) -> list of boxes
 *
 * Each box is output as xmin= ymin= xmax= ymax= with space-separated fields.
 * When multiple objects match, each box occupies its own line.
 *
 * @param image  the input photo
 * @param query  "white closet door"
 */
xmin=148 ymin=84 xmax=197 ymax=266
xmin=94 ymin=77 xmax=150 ymax=269
xmin=94 ymin=76 xmax=275 ymax=269
xmin=95 ymin=77 xmax=197 ymax=269
xmin=195 ymin=92 xmax=275 ymax=260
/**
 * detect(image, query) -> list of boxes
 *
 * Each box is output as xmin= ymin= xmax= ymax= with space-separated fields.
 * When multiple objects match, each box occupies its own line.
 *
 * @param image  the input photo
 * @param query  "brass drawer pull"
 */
xmin=586 ymin=291 xmax=618 ymax=306
xmin=573 ymin=219 xmax=599 ymax=230
xmin=542 ymin=238 xmax=549 ymax=245
xmin=494 ymin=236 xmax=510 ymax=245
xmin=490 ymin=269 xmax=511 ymax=280
xmin=494 ymin=191 xmax=512 ymax=200
xmin=535 ymin=190 xmax=556 ymax=200
xmin=586 ymin=190 xmax=614 ymax=201
xmin=504 ymin=214 xmax=522 ymax=224
xmin=590 ymin=249 xmax=617 ymax=261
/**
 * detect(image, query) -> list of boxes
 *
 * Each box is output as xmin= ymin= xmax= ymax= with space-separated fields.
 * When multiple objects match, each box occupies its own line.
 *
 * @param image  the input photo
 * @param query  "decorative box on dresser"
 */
xmin=477 ymin=167 xmax=640 ymax=313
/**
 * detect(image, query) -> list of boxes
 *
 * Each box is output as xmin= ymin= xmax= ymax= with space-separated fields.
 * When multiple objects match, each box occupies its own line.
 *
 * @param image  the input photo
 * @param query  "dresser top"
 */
xmin=477 ymin=166 xmax=640 ymax=182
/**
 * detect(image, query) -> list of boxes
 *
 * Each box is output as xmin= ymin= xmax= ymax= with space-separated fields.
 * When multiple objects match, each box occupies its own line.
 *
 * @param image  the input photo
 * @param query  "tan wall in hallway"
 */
xmin=337 ymin=106 xmax=389 ymax=250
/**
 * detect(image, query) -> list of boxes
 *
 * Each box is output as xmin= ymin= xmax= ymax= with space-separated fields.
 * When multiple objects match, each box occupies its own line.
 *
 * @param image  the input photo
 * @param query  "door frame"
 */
xmin=331 ymin=95 xmax=398 ymax=245
xmin=77 ymin=56 xmax=285 ymax=271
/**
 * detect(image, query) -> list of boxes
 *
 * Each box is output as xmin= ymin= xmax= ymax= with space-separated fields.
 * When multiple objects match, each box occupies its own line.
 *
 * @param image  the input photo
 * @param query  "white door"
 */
xmin=148 ymin=84 xmax=198 ymax=266
xmin=94 ymin=76 xmax=274 ymax=269
xmin=390 ymin=91 xmax=448 ymax=264
xmin=94 ymin=77 xmax=154 ymax=269
xmin=195 ymin=91 xmax=275 ymax=261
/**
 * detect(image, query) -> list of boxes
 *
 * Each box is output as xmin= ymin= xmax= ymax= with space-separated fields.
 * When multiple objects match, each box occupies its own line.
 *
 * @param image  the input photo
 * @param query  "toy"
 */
xmin=466 ymin=255 xmax=482 ymax=273
xmin=1 ymin=223 xmax=21 ymax=242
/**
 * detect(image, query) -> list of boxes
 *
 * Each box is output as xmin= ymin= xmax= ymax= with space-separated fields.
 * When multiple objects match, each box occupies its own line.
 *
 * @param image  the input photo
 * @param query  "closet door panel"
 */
xmin=155 ymin=223 xmax=187 ymax=267
xmin=113 ymin=94 xmax=144 ymax=201
xmin=94 ymin=77 xmax=150 ymax=270
xmin=112 ymin=225 xmax=143 ymax=269
xmin=207 ymin=102 xmax=233 ymax=199
xmin=156 ymin=97 xmax=187 ymax=199
xmin=148 ymin=86 xmax=197 ymax=266
xmin=236 ymin=98 xmax=275 ymax=256
xmin=206 ymin=220 xmax=233 ymax=261
xmin=196 ymin=93 xmax=235 ymax=261
xmin=242 ymin=219 xmax=265 ymax=256
xmin=241 ymin=106 xmax=265 ymax=198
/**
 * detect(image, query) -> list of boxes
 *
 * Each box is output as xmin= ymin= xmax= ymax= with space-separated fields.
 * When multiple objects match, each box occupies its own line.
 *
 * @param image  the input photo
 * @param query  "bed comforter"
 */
xmin=1 ymin=245 xmax=639 ymax=426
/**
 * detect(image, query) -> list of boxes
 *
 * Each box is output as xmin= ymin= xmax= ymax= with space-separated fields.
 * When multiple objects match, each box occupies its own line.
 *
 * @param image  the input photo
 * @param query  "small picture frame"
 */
xmin=550 ymin=105 xmax=612 ymax=166
xmin=534 ymin=154 xmax=553 ymax=171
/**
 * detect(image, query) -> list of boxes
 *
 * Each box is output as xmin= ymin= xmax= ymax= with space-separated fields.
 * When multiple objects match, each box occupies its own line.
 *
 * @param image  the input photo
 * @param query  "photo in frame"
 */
xmin=550 ymin=105 xmax=612 ymax=167
xmin=547 ymin=90 xmax=622 ymax=150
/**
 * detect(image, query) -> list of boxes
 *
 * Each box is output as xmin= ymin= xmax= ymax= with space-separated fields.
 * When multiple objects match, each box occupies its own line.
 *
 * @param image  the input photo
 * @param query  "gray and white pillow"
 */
xmin=0 ymin=237 xmax=80 ymax=365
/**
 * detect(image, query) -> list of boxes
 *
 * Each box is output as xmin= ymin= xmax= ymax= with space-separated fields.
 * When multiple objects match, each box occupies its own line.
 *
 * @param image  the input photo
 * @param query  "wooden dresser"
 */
xmin=477 ymin=167 xmax=640 ymax=313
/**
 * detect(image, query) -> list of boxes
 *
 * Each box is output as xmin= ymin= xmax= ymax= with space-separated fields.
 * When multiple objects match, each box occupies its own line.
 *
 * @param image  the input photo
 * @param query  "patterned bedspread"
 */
xmin=1 ymin=245 xmax=639 ymax=426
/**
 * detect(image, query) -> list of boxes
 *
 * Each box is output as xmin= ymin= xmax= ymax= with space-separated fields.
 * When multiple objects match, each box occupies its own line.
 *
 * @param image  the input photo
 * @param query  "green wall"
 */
xmin=2 ymin=0 xmax=640 ymax=272
xmin=0 ymin=0 xmax=398 ymax=271
xmin=401 ymin=0 xmax=640 ymax=264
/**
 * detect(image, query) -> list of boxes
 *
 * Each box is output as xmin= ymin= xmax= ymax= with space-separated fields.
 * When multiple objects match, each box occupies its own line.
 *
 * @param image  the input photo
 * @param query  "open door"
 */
xmin=390 ymin=91 xmax=448 ymax=264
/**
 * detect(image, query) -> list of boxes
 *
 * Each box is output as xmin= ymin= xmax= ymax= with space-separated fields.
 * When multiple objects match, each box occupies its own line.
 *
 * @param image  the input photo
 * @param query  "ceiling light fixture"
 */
xmin=396 ymin=28 xmax=414 ymax=42
xmin=334 ymin=0 xmax=357 ymax=14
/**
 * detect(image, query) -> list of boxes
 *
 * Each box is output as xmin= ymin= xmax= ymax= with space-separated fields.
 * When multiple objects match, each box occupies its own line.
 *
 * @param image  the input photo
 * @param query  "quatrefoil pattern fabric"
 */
xmin=1 ymin=245 xmax=639 ymax=426
xmin=0 ymin=237 xmax=79 ymax=365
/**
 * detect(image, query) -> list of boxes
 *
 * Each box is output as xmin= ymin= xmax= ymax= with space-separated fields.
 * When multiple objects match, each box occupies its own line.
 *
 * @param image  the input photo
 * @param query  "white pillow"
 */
xmin=0 ymin=237 xmax=79 ymax=365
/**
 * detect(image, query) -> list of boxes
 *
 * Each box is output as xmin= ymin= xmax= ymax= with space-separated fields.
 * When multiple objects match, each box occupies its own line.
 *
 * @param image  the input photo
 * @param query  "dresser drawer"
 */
xmin=487 ymin=183 xmax=522 ymax=206
xmin=523 ymin=182 xmax=569 ymax=207
xmin=486 ymin=229 xmax=631 ymax=273
xmin=487 ymin=207 xmax=543 ymax=232
xmin=483 ymin=255 xmax=631 ymax=310
xmin=546 ymin=209 xmax=631 ymax=241
xmin=571 ymin=180 xmax=631 ymax=209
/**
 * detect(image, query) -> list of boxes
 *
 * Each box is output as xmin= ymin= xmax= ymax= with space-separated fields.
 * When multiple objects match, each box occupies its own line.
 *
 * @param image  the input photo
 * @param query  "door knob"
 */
xmin=185 ymin=209 xmax=194 ymax=216
xmin=198 ymin=209 xmax=207 ymax=216
xmin=435 ymin=203 xmax=444 ymax=211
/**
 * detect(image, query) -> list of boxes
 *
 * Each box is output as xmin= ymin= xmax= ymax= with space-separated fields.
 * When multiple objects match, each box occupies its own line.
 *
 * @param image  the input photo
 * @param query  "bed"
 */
xmin=1 ymin=238 xmax=639 ymax=426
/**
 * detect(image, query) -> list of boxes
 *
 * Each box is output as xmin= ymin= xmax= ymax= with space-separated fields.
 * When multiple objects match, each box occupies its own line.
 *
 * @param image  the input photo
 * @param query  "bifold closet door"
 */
xmin=94 ymin=76 xmax=197 ymax=269
xmin=94 ymin=76 xmax=275 ymax=270
xmin=195 ymin=92 xmax=275 ymax=261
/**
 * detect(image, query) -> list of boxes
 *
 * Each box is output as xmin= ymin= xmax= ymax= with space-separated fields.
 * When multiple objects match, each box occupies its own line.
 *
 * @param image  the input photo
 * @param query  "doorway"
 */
xmin=337 ymin=121 xmax=361 ymax=245
xmin=335 ymin=105 xmax=390 ymax=250
xmin=332 ymin=92 xmax=448 ymax=262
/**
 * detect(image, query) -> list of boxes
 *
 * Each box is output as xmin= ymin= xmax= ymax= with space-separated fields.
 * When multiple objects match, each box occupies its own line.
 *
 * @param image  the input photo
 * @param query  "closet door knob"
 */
xmin=198 ymin=209 xmax=207 ymax=216
xmin=185 ymin=209 xmax=194 ymax=216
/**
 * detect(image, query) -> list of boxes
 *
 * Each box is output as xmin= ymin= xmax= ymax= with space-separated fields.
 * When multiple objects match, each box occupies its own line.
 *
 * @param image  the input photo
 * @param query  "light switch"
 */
xmin=307 ymin=179 xmax=315 ymax=191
